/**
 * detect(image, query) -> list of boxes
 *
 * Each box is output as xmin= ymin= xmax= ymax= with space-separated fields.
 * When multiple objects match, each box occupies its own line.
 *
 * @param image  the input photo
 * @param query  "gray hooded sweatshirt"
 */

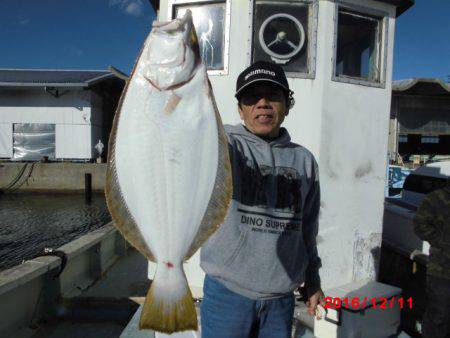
xmin=200 ymin=124 xmax=321 ymax=300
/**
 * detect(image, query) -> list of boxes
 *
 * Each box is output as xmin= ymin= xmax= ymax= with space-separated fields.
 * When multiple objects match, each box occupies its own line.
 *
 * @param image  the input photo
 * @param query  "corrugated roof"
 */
xmin=376 ymin=0 xmax=414 ymax=17
xmin=393 ymin=78 xmax=450 ymax=96
xmin=0 ymin=69 xmax=122 ymax=88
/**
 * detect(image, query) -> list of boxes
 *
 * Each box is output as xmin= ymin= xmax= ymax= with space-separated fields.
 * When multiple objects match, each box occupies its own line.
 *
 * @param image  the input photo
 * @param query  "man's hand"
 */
xmin=306 ymin=289 xmax=325 ymax=319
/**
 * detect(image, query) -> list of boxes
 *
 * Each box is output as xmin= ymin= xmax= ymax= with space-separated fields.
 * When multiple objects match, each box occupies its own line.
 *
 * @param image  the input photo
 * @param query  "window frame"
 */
xmin=168 ymin=0 xmax=231 ymax=76
xmin=247 ymin=0 xmax=319 ymax=79
xmin=332 ymin=1 xmax=389 ymax=88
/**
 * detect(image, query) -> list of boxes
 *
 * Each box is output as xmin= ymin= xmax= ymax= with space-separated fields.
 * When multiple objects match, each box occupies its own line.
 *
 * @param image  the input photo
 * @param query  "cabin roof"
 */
xmin=0 ymin=69 xmax=122 ymax=88
xmin=377 ymin=0 xmax=415 ymax=16
xmin=148 ymin=0 xmax=414 ymax=17
xmin=393 ymin=78 xmax=450 ymax=96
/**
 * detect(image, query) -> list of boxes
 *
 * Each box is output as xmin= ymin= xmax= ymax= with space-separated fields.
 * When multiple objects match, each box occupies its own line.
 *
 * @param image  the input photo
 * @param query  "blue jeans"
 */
xmin=200 ymin=275 xmax=295 ymax=338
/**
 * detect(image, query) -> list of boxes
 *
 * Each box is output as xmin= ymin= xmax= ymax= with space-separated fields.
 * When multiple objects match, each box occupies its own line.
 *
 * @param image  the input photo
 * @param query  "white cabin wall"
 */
xmin=286 ymin=0 xmax=330 ymax=157
xmin=315 ymin=0 xmax=396 ymax=287
xmin=0 ymin=88 xmax=93 ymax=159
xmin=55 ymin=124 xmax=92 ymax=159
xmin=0 ymin=123 xmax=12 ymax=158
xmin=0 ymin=88 xmax=90 ymax=125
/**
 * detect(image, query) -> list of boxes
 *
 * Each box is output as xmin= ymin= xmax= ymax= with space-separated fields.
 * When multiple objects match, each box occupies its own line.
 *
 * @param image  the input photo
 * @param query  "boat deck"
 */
xmin=27 ymin=248 xmax=314 ymax=338
xmin=29 ymin=249 xmax=148 ymax=338
xmin=25 ymin=246 xmax=415 ymax=338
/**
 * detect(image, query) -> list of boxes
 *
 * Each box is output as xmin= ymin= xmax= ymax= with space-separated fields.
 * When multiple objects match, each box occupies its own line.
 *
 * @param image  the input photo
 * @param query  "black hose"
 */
xmin=0 ymin=163 xmax=28 ymax=191
xmin=36 ymin=248 xmax=68 ymax=278
xmin=7 ymin=162 xmax=36 ymax=192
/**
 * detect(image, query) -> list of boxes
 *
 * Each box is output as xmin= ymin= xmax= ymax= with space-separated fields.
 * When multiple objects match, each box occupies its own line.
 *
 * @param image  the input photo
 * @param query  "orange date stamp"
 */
xmin=323 ymin=296 xmax=413 ymax=310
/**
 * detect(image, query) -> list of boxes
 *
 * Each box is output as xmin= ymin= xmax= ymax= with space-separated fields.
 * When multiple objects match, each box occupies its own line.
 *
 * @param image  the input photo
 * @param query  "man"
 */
xmin=200 ymin=61 xmax=323 ymax=337
xmin=414 ymin=179 xmax=450 ymax=338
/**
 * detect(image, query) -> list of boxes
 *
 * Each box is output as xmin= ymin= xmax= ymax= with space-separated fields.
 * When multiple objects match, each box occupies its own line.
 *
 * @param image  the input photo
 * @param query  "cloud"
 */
xmin=109 ymin=0 xmax=143 ymax=17
xmin=18 ymin=18 xmax=30 ymax=25
xmin=125 ymin=2 xmax=143 ymax=16
xmin=68 ymin=46 xmax=84 ymax=57
xmin=108 ymin=0 xmax=122 ymax=6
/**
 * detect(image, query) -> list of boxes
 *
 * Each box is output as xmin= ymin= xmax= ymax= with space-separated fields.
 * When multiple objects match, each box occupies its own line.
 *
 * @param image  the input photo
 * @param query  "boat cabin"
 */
xmin=148 ymin=0 xmax=414 ymax=299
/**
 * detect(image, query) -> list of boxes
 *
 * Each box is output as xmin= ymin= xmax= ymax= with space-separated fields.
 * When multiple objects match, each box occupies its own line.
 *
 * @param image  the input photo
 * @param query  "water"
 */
xmin=0 ymin=193 xmax=111 ymax=271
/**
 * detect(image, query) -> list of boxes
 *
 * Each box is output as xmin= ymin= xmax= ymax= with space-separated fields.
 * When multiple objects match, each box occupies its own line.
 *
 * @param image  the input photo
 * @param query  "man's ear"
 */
xmin=284 ymin=98 xmax=290 ymax=117
xmin=237 ymin=103 xmax=245 ymax=120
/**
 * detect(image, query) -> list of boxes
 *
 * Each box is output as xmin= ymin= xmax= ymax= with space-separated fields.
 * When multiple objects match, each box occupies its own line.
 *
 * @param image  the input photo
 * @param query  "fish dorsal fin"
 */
xmin=106 ymin=157 xmax=156 ymax=262
xmin=105 ymin=84 xmax=156 ymax=262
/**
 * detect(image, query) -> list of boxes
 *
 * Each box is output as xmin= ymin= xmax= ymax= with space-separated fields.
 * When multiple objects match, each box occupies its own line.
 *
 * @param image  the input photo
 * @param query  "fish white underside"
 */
xmin=114 ymin=63 xmax=218 ymax=264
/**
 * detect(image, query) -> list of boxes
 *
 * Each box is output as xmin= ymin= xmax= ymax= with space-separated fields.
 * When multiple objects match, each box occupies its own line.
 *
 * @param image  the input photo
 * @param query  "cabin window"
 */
xmin=333 ymin=6 xmax=387 ymax=86
xmin=421 ymin=135 xmax=439 ymax=144
xmin=251 ymin=0 xmax=318 ymax=78
xmin=398 ymin=135 xmax=408 ymax=143
xmin=171 ymin=0 xmax=230 ymax=75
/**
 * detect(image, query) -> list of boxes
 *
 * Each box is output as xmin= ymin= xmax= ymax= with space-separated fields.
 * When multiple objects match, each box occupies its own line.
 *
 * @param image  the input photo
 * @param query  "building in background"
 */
xmin=389 ymin=78 xmax=450 ymax=164
xmin=0 ymin=69 xmax=125 ymax=161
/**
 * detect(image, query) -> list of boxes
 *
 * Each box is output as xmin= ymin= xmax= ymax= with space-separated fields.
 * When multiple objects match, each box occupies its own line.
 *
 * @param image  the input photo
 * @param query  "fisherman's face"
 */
xmin=238 ymin=84 xmax=288 ymax=138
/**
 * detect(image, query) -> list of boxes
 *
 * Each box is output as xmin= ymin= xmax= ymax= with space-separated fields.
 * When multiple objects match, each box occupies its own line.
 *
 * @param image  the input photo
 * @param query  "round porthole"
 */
xmin=258 ymin=13 xmax=306 ymax=63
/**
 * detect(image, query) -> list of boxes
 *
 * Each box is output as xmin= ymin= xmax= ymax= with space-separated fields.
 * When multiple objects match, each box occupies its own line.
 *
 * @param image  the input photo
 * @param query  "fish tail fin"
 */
xmin=140 ymin=263 xmax=198 ymax=333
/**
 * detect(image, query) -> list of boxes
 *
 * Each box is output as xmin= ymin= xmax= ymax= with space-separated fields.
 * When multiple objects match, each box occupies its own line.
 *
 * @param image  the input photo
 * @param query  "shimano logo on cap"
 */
xmin=244 ymin=69 xmax=276 ymax=81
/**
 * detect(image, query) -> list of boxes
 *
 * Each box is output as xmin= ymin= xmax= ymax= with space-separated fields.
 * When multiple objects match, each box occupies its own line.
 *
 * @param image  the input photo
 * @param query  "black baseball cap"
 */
xmin=235 ymin=61 xmax=292 ymax=100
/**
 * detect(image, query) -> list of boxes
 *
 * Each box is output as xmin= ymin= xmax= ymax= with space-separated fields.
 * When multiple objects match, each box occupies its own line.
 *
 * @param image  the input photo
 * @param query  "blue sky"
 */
xmin=393 ymin=0 xmax=450 ymax=81
xmin=0 ymin=0 xmax=448 ymax=81
xmin=0 ymin=0 xmax=156 ymax=74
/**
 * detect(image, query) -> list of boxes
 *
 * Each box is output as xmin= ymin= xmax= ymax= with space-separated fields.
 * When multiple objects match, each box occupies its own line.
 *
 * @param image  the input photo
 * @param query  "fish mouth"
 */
xmin=149 ymin=11 xmax=192 ymax=67
xmin=144 ymin=10 xmax=197 ymax=90
xmin=152 ymin=10 xmax=191 ymax=33
xmin=152 ymin=19 xmax=183 ymax=33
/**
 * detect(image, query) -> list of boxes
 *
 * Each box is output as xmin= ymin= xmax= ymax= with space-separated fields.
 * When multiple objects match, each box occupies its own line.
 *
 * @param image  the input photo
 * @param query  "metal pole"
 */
xmin=85 ymin=173 xmax=92 ymax=203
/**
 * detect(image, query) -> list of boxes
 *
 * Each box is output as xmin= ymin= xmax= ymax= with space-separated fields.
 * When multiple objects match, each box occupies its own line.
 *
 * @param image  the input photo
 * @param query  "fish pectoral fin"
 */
xmin=164 ymin=93 xmax=182 ymax=114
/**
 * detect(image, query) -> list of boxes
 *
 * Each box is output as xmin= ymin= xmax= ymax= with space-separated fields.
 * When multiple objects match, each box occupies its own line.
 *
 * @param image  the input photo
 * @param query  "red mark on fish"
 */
xmin=165 ymin=262 xmax=174 ymax=269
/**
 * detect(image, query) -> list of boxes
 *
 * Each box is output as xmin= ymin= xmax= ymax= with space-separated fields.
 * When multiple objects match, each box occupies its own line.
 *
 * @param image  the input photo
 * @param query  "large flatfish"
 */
xmin=105 ymin=11 xmax=232 ymax=333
